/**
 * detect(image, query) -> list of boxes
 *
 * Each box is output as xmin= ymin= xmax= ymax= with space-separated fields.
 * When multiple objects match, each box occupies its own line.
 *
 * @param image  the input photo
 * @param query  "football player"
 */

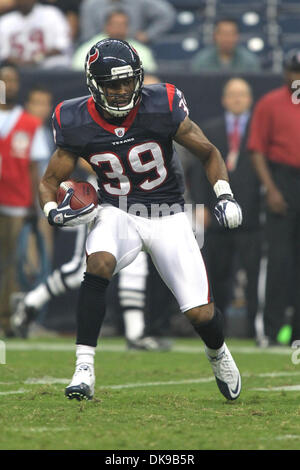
xmin=39 ymin=39 xmax=243 ymax=401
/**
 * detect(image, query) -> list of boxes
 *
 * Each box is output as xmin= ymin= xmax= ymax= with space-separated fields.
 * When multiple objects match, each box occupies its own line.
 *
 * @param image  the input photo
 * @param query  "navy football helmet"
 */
xmin=85 ymin=39 xmax=144 ymax=118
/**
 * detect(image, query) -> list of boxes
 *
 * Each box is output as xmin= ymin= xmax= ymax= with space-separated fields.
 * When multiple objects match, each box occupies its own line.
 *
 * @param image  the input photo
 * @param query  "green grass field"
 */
xmin=0 ymin=336 xmax=300 ymax=450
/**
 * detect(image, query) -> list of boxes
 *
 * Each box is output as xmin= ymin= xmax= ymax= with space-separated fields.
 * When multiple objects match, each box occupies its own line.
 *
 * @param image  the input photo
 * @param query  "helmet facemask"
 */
xmin=87 ymin=64 xmax=144 ymax=118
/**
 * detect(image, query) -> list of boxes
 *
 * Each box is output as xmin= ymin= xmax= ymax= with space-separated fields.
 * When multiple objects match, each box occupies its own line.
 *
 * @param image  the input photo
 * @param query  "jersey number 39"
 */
xmin=90 ymin=141 xmax=167 ymax=195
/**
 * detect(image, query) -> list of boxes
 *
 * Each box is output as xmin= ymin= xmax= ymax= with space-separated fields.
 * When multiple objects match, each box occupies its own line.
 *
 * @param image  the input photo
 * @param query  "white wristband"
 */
xmin=43 ymin=201 xmax=58 ymax=217
xmin=213 ymin=180 xmax=233 ymax=198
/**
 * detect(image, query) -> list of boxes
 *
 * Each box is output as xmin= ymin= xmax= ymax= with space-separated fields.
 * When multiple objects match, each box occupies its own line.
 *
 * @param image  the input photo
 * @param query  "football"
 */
xmin=57 ymin=179 xmax=98 ymax=210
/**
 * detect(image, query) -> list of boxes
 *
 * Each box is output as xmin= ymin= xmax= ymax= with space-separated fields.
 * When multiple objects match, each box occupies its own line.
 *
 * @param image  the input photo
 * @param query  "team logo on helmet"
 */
xmin=87 ymin=48 xmax=99 ymax=69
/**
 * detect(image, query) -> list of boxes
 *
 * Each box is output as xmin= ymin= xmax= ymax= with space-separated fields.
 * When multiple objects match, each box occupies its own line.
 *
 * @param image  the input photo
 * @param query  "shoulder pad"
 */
xmin=141 ymin=83 xmax=177 ymax=113
xmin=54 ymin=96 xmax=90 ymax=129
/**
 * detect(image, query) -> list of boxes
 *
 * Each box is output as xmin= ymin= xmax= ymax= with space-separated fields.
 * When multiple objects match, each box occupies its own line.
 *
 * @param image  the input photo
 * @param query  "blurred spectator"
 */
xmin=191 ymin=18 xmax=261 ymax=73
xmin=25 ymin=84 xmax=55 ymax=259
xmin=248 ymin=50 xmax=300 ymax=346
xmin=0 ymin=64 xmax=50 ymax=337
xmin=25 ymin=85 xmax=54 ymax=174
xmin=72 ymin=9 xmax=158 ymax=73
xmin=0 ymin=0 xmax=72 ymax=68
xmin=40 ymin=0 xmax=83 ymax=41
xmin=188 ymin=78 xmax=261 ymax=338
xmin=0 ymin=0 xmax=15 ymax=15
xmin=79 ymin=0 xmax=176 ymax=44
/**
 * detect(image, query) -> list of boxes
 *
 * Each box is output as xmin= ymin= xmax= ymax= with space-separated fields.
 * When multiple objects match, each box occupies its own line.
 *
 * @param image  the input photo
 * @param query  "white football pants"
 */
xmin=86 ymin=205 xmax=211 ymax=312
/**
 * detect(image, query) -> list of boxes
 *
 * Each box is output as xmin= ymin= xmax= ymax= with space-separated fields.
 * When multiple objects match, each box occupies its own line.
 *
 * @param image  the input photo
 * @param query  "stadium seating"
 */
xmin=155 ymin=0 xmax=300 ymax=72
xmin=215 ymin=0 xmax=267 ymax=13
xmin=168 ymin=10 xmax=203 ymax=35
xmin=152 ymin=35 xmax=203 ymax=71
xmin=241 ymin=33 xmax=275 ymax=69
xmin=278 ymin=15 xmax=300 ymax=34
xmin=282 ymin=41 xmax=300 ymax=56
xmin=278 ymin=0 xmax=300 ymax=14
xmin=237 ymin=11 xmax=268 ymax=34
xmin=167 ymin=0 xmax=205 ymax=10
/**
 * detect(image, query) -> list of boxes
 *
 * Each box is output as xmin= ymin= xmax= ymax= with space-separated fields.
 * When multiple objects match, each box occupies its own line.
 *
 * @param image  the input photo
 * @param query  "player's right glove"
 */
xmin=214 ymin=194 xmax=243 ymax=229
xmin=47 ymin=188 xmax=97 ymax=227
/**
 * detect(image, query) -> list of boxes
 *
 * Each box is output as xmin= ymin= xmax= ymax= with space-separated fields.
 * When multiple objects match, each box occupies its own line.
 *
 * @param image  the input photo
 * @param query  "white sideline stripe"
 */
xmin=101 ymin=377 xmax=216 ymax=389
xmin=245 ymin=371 xmax=300 ymax=378
xmin=23 ymin=427 xmax=68 ymax=433
xmin=1 ymin=371 xmax=300 ymax=391
xmin=174 ymin=346 xmax=291 ymax=355
xmin=0 ymin=389 xmax=28 ymax=395
xmin=275 ymin=435 xmax=300 ymax=440
xmin=4 ymin=342 xmax=292 ymax=355
xmin=25 ymin=377 xmax=70 ymax=384
xmin=252 ymin=385 xmax=300 ymax=392
xmin=6 ymin=426 xmax=68 ymax=433
xmin=96 ymin=371 xmax=300 ymax=389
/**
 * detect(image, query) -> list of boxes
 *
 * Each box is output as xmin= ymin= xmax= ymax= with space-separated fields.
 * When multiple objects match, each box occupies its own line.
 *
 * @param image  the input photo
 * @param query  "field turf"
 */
xmin=0 ymin=336 xmax=300 ymax=450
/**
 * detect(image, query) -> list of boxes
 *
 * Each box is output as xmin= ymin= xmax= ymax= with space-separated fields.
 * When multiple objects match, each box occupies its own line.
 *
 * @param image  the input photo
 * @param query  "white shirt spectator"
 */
xmin=0 ymin=4 xmax=72 ymax=68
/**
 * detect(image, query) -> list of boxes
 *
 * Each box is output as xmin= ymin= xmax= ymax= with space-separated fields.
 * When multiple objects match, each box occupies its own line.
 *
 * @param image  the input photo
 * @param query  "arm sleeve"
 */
xmin=247 ymin=97 xmax=272 ymax=155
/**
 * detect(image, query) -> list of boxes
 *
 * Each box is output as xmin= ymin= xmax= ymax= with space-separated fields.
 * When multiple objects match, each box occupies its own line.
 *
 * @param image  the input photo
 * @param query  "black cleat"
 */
xmin=65 ymin=364 xmax=95 ymax=401
xmin=65 ymin=383 xmax=93 ymax=401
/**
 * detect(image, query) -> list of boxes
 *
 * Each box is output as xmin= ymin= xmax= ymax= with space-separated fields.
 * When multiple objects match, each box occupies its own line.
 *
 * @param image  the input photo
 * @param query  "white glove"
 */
xmin=214 ymin=195 xmax=243 ymax=229
xmin=47 ymin=188 xmax=98 ymax=227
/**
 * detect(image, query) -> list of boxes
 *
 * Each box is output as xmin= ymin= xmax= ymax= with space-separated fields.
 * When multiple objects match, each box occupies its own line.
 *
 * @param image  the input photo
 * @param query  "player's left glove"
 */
xmin=47 ymin=188 xmax=97 ymax=227
xmin=214 ymin=194 xmax=243 ymax=229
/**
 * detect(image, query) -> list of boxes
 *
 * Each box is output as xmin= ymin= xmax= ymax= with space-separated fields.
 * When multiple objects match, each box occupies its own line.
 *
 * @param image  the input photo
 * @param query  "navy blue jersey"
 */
xmin=52 ymin=83 xmax=188 ymax=210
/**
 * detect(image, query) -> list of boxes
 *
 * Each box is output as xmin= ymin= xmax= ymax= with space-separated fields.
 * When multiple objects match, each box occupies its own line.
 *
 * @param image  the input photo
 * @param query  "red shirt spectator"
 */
xmin=247 ymin=85 xmax=300 ymax=168
xmin=247 ymin=50 xmax=300 ymax=347
xmin=0 ymin=108 xmax=42 ymax=208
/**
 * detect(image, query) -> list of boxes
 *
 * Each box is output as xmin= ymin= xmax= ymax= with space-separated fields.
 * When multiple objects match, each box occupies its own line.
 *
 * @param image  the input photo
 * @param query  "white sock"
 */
xmin=205 ymin=343 xmax=225 ymax=358
xmin=25 ymin=284 xmax=51 ymax=310
xmin=76 ymin=344 xmax=96 ymax=367
xmin=123 ymin=309 xmax=145 ymax=341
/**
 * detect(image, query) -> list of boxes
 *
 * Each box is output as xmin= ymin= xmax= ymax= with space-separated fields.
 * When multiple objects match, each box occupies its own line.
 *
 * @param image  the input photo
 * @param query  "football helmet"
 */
xmin=85 ymin=39 xmax=144 ymax=118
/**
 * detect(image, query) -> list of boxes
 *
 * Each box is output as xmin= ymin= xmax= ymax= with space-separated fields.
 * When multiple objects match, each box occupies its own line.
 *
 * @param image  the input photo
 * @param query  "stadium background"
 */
xmin=3 ymin=0 xmax=300 ymax=338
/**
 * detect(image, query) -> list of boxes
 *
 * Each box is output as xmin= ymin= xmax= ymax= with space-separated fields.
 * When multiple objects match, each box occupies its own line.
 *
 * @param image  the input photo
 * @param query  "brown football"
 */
xmin=57 ymin=180 xmax=98 ymax=210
